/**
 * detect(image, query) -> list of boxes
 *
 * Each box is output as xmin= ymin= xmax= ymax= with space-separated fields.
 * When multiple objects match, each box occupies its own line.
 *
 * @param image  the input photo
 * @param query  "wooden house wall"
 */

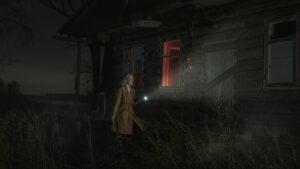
xmin=109 ymin=0 xmax=300 ymax=128
xmin=222 ymin=0 xmax=300 ymax=128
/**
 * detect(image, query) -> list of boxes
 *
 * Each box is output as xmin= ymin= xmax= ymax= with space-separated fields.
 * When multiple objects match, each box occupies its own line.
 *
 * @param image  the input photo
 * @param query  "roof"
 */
xmin=59 ymin=0 xmax=236 ymax=37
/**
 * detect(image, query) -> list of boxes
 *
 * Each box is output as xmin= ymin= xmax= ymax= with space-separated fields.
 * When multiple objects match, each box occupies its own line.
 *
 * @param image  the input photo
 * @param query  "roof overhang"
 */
xmin=59 ymin=0 xmax=236 ymax=38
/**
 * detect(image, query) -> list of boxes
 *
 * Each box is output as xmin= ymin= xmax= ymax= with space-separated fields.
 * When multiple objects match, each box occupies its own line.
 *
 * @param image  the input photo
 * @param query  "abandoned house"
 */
xmin=58 ymin=0 xmax=300 ymax=129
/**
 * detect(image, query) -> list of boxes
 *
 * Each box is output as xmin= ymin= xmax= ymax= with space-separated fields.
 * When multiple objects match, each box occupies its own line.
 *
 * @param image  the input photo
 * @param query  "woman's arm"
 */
xmin=112 ymin=87 xmax=122 ymax=120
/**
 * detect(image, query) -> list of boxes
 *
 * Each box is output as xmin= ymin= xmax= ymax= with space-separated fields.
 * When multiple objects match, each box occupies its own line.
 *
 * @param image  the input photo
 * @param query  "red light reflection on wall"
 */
xmin=162 ymin=40 xmax=181 ymax=87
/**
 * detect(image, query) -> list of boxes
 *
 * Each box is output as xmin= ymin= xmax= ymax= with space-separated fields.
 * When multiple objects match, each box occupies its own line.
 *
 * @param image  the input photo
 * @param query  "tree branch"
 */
xmin=0 ymin=18 xmax=20 ymax=24
xmin=0 ymin=1 xmax=24 ymax=19
xmin=60 ymin=0 xmax=67 ymax=14
xmin=39 ymin=0 xmax=72 ymax=18
xmin=67 ymin=0 xmax=77 ymax=13
xmin=80 ymin=0 xmax=85 ymax=7
xmin=0 ymin=17 xmax=31 ymax=33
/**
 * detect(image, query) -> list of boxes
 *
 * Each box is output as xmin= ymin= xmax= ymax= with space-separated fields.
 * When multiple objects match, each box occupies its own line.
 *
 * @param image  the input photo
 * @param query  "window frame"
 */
xmin=161 ymin=39 xmax=182 ymax=90
xmin=263 ymin=14 xmax=300 ymax=90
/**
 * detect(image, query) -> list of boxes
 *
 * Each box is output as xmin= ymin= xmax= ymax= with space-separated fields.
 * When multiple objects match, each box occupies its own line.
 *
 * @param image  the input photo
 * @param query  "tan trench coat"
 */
xmin=112 ymin=86 xmax=145 ymax=135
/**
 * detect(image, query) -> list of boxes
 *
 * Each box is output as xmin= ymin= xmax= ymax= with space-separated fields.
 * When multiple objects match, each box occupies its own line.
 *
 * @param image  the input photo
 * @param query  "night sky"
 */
xmin=1 ymin=2 xmax=79 ymax=95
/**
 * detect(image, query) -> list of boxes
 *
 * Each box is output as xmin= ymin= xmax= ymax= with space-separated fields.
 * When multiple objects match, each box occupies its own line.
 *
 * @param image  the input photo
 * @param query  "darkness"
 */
xmin=271 ymin=20 xmax=296 ymax=40
xmin=1 ymin=1 xmax=77 ymax=94
xmin=0 ymin=0 xmax=300 ymax=169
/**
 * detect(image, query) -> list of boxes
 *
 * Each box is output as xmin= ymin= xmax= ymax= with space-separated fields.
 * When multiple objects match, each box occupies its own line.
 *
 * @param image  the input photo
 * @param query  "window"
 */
xmin=122 ymin=48 xmax=132 ymax=75
xmin=162 ymin=40 xmax=181 ymax=87
xmin=122 ymin=45 xmax=144 ymax=89
xmin=266 ymin=16 xmax=299 ymax=87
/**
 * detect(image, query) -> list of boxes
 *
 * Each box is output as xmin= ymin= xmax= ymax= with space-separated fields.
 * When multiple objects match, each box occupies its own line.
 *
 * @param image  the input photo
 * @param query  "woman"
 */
xmin=111 ymin=74 xmax=145 ymax=135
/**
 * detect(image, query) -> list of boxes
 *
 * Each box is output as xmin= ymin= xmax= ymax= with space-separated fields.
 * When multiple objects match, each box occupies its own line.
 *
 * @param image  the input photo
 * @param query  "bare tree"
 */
xmin=39 ymin=0 xmax=88 ymax=18
xmin=0 ymin=0 xmax=26 ymax=25
xmin=0 ymin=0 xmax=32 ymax=67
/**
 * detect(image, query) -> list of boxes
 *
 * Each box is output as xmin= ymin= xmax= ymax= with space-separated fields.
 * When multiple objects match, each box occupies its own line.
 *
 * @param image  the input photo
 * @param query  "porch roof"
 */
xmin=59 ymin=0 xmax=236 ymax=38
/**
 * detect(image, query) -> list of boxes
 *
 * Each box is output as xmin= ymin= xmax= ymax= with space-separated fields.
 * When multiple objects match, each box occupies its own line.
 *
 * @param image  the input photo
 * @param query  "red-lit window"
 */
xmin=162 ymin=40 xmax=181 ymax=87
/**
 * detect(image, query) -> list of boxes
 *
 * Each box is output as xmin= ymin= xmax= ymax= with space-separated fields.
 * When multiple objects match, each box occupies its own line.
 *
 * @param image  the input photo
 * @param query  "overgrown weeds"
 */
xmin=0 ymin=109 xmax=299 ymax=169
xmin=0 ymin=111 xmax=69 ymax=169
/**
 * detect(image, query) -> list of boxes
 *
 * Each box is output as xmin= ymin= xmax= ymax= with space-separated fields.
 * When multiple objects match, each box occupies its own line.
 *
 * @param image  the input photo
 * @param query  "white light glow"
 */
xmin=143 ymin=96 xmax=148 ymax=101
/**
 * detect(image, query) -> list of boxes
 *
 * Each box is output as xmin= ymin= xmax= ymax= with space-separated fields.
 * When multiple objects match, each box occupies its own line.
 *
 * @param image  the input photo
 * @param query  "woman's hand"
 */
xmin=134 ymin=99 xmax=143 ymax=105
xmin=134 ymin=100 xmax=140 ymax=105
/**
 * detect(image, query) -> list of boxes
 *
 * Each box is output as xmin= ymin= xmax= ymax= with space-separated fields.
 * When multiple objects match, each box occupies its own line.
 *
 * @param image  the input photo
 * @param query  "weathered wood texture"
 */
xmin=109 ymin=0 xmax=300 ymax=128
xmin=226 ymin=0 xmax=300 ymax=128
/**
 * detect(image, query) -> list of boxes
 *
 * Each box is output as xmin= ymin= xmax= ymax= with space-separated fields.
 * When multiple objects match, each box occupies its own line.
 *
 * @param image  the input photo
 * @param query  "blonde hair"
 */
xmin=121 ymin=73 xmax=133 ymax=86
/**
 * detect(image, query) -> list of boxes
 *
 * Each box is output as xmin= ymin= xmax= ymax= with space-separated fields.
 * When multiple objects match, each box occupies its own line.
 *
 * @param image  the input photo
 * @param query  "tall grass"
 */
xmin=123 ymin=115 xmax=299 ymax=169
xmin=1 ymin=108 xmax=299 ymax=169
xmin=0 ymin=112 xmax=66 ymax=169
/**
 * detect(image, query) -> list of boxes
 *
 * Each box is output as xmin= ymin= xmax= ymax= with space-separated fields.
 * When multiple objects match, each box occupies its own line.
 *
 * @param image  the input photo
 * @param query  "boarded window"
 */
xmin=267 ymin=17 xmax=297 ymax=86
xmin=162 ymin=40 xmax=181 ymax=87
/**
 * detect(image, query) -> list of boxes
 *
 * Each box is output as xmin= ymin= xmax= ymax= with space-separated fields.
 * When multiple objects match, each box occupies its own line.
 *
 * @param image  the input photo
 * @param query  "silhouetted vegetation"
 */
xmin=0 ymin=79 xmax=21 ymax=95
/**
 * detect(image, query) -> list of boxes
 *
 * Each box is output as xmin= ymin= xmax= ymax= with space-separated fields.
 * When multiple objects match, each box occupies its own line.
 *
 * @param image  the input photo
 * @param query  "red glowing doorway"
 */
xmin=162 ymin=40 xmax=181 ymax=87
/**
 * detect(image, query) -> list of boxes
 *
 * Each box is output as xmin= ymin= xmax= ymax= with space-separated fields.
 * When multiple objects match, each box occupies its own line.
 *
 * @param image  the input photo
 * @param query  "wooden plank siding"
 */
xmin=109 ymin=0 xmax=300 ymax=128
xmin=207 ymin=0 xmax=300 ymax=128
